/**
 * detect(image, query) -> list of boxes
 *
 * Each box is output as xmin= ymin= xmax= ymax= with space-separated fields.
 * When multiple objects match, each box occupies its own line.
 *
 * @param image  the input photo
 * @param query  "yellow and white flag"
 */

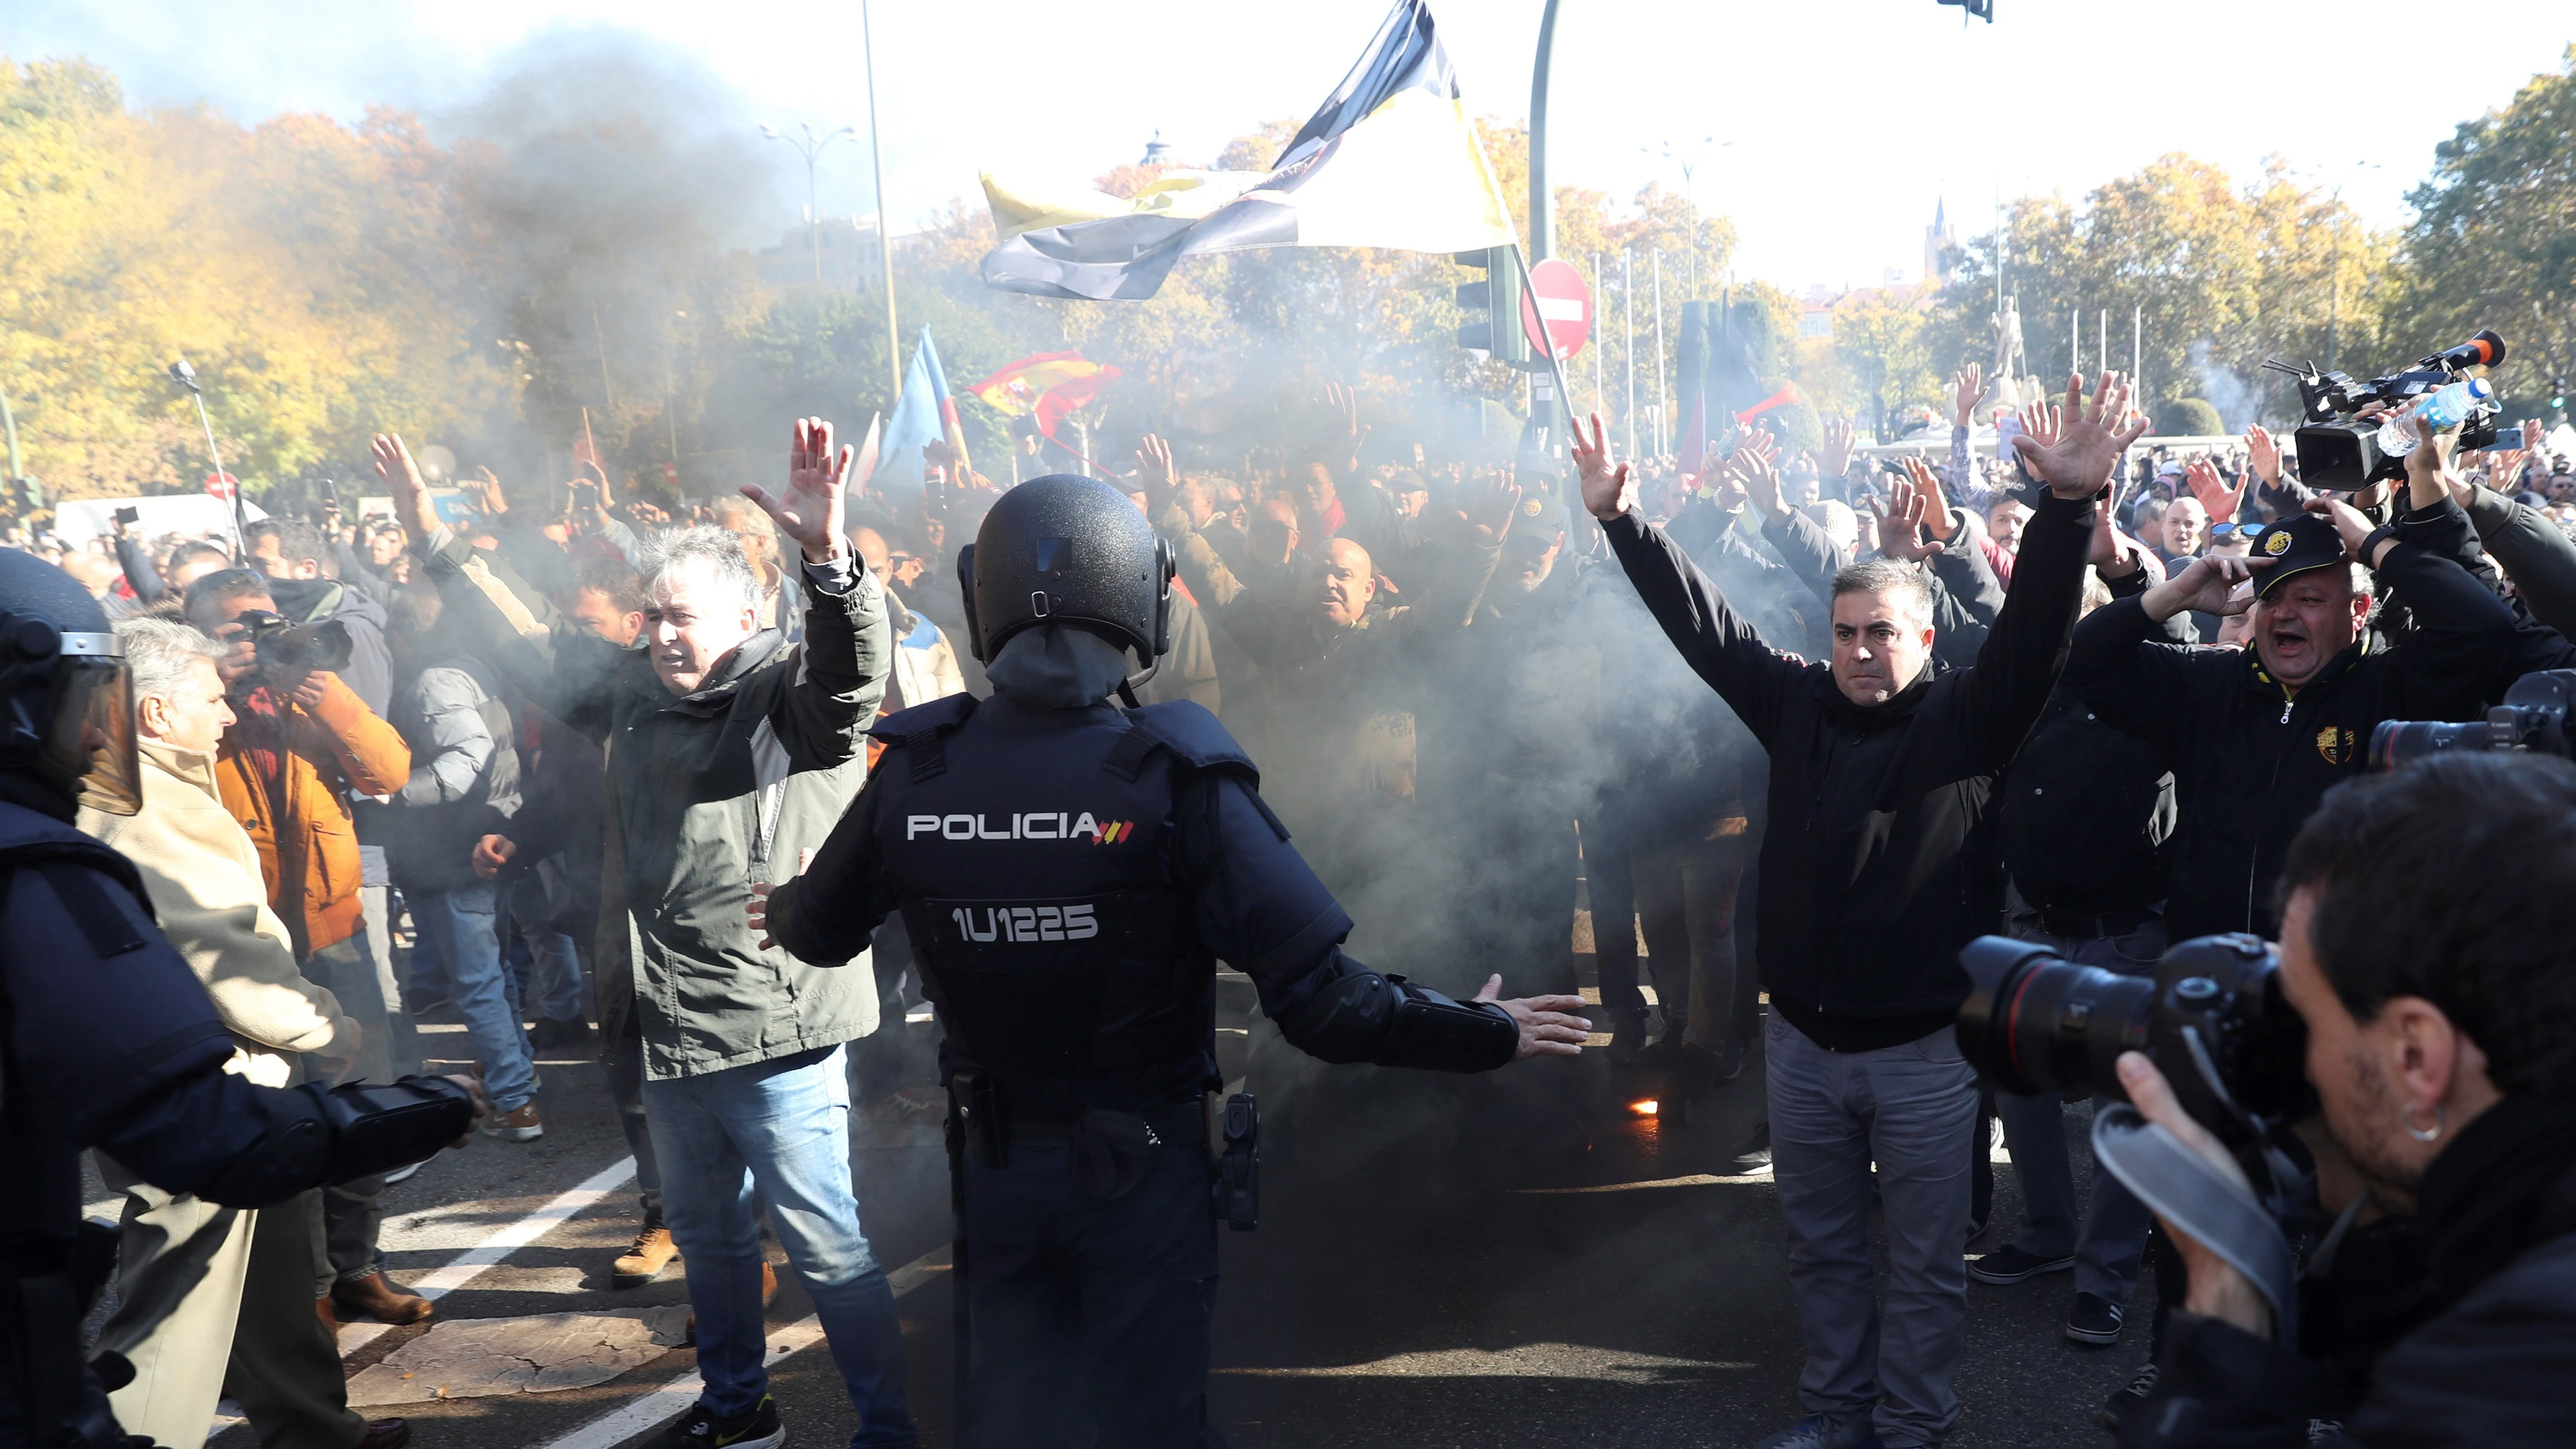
xmin=980 ymin=0 xmax=1515 ymax=301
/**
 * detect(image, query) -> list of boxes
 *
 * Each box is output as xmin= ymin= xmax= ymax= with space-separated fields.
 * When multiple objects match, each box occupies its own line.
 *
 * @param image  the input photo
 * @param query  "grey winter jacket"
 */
xmin=416 ymin=532 xmax=891 ymax=1080
xmin=385 ymin=652 xmax=521 ymax=896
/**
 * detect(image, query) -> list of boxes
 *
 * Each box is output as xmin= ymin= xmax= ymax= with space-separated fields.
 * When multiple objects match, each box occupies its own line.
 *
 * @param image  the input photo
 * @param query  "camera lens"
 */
xmin=1956 ymin=938 xmax=2156 ymax=1100
xmin=2370 ymin=718 xmax=2491 ymax=769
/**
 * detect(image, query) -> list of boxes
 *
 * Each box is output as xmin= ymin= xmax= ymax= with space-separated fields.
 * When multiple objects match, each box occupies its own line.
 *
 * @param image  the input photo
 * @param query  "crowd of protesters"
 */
xmin=20 ymin=356 xmax=2576 ymax=1449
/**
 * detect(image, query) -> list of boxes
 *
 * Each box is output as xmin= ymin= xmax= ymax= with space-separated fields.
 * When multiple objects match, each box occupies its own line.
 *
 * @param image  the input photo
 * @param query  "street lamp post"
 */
xmin=861 ymin=0 xmax=902 ymax=407
xmin=760 ymin=121 xmax=856 ymax=285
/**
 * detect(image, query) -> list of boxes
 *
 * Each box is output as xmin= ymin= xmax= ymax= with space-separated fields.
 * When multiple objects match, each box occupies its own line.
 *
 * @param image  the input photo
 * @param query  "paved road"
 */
xmin=116 ymin=980 xmax=2151 ymax=1449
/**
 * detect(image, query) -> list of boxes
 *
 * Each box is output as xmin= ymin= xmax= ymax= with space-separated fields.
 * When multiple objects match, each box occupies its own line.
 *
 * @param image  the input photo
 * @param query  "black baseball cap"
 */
xmin=2244 ymin=514 xmax=2351 ymax=599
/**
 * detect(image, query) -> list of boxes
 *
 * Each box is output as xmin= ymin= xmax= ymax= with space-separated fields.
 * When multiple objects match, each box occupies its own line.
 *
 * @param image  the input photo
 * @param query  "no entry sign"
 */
xmin=1521 ymin=257 xmax=1592 ymax=360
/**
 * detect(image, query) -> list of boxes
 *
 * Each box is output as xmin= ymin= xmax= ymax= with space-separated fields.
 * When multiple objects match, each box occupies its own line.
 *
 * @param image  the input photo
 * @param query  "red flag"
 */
xmin=1034 ymin=372 xmax=1117 ymax=440
xmin=1735 ymin=382 xmax=1803 ymax=425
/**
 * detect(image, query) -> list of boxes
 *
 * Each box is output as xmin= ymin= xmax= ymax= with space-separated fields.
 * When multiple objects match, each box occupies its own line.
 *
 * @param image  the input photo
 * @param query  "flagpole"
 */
xmin=1591 ymin=251 xmax=1606 ymax=418
xmin=1652 ymin=250 xmax=1667 ymax=458
xmin=1504 ymin=241 xmax=1576 ymax=466
xmin=1622 ymin=249 xmax=1636 ymax=458
xmin=861 ymin=0 xmax=901 ymax=406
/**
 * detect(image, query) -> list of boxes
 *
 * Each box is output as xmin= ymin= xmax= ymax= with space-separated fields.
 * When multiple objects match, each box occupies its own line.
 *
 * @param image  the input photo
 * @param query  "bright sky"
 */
xmin=8 ymin=0 xmax=2570 ymax=297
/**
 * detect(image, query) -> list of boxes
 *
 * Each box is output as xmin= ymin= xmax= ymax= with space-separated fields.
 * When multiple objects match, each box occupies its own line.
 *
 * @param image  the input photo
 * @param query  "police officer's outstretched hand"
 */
xmin=1473 ymin=975 xmax=1593 ymax=1061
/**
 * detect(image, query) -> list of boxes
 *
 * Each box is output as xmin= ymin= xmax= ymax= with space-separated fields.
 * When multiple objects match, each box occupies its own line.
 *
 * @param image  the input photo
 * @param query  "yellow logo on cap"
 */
xmin=2265 ymin=529 xmax=2294 ymax=556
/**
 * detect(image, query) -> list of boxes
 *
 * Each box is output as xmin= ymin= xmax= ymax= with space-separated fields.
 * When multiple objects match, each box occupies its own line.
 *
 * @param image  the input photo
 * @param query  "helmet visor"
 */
xmin=56 ymin=636 xmax=140 ymax=817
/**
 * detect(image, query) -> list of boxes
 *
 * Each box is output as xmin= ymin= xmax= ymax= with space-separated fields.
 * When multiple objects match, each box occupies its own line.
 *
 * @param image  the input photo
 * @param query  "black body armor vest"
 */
xmin=868 ymin=695 xmax=1253 ymax=1112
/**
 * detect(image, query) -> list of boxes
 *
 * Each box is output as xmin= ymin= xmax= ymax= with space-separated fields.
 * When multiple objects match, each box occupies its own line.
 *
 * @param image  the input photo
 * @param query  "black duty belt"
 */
xmin=997 ymin=1098 xmax=1209 ymax=1149
xmin=2026 ymin=904 xmax=2160 ymax=940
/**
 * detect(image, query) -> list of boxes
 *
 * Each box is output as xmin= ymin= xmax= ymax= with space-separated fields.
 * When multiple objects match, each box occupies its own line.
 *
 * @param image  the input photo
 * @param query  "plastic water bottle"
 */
xmin=2378 ymin=378 xmax=2494 ymax=457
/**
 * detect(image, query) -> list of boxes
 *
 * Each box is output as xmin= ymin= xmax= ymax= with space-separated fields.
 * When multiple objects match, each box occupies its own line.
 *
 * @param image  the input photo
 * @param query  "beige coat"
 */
xmin=79 ymin=739 xmax=357 ymax=1086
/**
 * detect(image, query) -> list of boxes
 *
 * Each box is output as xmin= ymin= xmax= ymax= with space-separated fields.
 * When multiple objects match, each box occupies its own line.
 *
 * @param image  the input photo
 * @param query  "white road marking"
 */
xmin=1218 ymin=1341 xmax=1746 ymax=1381
xmin=533 ymin=1248 xmax=951 ymax=1449
xmin=338 ymin=1157 xmax=637 ymax=1355
xmin=1507 ymin=1171 xmax=1776 ymax=1194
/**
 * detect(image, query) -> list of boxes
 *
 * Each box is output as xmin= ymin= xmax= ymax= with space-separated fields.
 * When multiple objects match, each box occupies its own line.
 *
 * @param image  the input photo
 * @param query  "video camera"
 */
xmin=2262 ymin=330 xmax=2507 ymax=490
xmin=232 ymin=608 xmax=353 ymax=675
xmin=2371 ymin=668 xmax=2575 ymax=768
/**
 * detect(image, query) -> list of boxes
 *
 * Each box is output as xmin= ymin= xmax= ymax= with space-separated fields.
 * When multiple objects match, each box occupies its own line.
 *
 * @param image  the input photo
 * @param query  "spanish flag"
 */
xmin=967 ymin=352 xmax=1115 ymax=417
xmin=979 ymin=0 xmax=1515 ymax=301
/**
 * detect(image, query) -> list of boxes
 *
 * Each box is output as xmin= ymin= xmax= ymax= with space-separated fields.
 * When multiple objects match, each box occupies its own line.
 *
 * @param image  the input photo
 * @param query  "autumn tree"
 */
xmin=2392 ymin=47 xmax=2576 ymax=412
xmin=1930 ymin=156 xmax=2392 ymax=433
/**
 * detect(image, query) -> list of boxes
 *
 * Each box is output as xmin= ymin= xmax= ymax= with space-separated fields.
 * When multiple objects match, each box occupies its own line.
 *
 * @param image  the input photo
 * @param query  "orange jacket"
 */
xmin=215 ymin=672 xmax=411 ymax=959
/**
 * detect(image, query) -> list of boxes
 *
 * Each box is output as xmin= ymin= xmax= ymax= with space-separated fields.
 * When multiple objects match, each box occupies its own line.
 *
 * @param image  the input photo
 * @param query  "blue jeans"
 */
xmin=643 ymin=1046 xmax=914 ymax=1446
xmin=409 ymin=881 xmax=535 ymax=1113
xmin=506 ymin=876 xmax=584 ymax=1023
xmin=1993 ymin=915 xmax=2163 ymax=1304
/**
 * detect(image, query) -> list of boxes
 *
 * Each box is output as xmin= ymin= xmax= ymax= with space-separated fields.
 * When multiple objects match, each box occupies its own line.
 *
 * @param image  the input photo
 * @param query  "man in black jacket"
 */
xmin=2116 ymin=751 xmax=2576 ymax=1446
xmin=1575 ymin=373 xmax=2143 ymax=1449
xmin=2059 ymin=436 xmax=2518 ymax=948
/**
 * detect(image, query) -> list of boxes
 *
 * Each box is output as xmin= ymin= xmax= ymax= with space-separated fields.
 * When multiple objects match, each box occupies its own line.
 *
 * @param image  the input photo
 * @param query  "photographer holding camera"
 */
xmin=179 ymin=568 xmax=433 ymax=1329
xmin=2107 ymin=750 xmax=2576 ymax=1444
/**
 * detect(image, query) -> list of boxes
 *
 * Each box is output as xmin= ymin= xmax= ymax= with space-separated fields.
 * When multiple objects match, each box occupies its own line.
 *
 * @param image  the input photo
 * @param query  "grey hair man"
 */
xmin=80 ymin=616 xmax=414 ymax=1449
xmin=375 ymin=419 xmax=913 ymax=1449
xmin=1577 ymin=375 xmax=2138 ymax=1449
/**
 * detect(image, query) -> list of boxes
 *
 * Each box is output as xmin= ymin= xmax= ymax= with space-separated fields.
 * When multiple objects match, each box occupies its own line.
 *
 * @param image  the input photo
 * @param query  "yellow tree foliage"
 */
xmin=1927 ymin=154 xmax=2392 ymax=431
xmin=0 ymin=58 xmax=504 ymax=501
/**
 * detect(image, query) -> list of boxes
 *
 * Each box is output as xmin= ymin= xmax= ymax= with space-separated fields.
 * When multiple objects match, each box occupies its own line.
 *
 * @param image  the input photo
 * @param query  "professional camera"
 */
xmin=2372 ymin=668 xmax=2574 ymax=768
xmin=2261 ymin=330 xmax=2507 ymax=489
xmin=234 ymin=608 xmax=353 ymax=675
xmin=1958 ymin=932 xmax=2315 ymax=1154
xmin=1960 ymin=932 xmax=2326 ymax=1324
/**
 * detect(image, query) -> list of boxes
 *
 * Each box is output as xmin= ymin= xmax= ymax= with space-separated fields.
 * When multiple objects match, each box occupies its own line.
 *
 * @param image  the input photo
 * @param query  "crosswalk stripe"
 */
xmin=533 ymin=1247 xmax=951 ymax=1449
xmin=338 ymin=1156 xmax=638 ymax=1356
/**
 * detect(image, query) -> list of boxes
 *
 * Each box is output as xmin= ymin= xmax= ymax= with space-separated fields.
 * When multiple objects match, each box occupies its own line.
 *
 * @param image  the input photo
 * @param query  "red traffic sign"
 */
xmin=203 ymin=471 xmax=238 ymax=502
xmin=1520 ymin=257 xmax=1592 ymax=360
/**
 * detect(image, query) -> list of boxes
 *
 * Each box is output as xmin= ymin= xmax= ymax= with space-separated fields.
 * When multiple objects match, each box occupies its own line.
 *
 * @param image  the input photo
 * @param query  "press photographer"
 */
xmin=1968 ymin=752 xmax=2576 ymax=1444
xmin=177 ymin=568 xmax=429 ymax=1329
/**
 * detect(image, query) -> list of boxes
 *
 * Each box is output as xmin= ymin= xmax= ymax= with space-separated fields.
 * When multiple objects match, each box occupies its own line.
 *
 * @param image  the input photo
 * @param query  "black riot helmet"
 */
xmin=0 ymin=548 xmax=141 ymax=816
xmin=956 ymin=474 xmax=1174 ymax=666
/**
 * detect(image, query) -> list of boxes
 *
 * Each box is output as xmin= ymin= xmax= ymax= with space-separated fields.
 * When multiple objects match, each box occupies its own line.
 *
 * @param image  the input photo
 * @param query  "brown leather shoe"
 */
xmin=354 ymin=1417 xmax=410 ymax=1449
xmin=316 ymin=1296 xmax=340 ymax=1335
xmin=611 ymin=1226 xmax=680 ymax=1286
xmin=333 ymin=1272 xmax=435 ymax=1326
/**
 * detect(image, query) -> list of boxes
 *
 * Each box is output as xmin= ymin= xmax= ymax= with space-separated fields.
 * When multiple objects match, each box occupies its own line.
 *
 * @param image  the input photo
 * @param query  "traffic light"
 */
xmin=2553 ymin=376 xmax=2567 ymax=413
xmin=1453 ymin=248 xmax=1531 ymax=368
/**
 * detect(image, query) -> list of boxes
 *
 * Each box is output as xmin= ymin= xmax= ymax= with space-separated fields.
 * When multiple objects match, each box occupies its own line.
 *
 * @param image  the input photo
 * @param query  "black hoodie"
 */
xmin=1600 ymin=486 xmax=2093 ymax=1051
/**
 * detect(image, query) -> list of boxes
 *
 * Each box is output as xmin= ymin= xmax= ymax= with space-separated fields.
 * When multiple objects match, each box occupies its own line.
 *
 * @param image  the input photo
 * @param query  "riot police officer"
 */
xmin=0 ymin=548 xmax=486 ymax=1449
xmin=756 ymin=474 xmax=1592 ymax=1449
